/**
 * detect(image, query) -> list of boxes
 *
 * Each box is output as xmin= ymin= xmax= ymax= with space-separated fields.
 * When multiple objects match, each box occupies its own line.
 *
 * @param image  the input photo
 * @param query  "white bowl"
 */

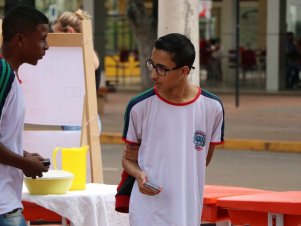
xmin=24 ymin=170 xmax=74 ymax=195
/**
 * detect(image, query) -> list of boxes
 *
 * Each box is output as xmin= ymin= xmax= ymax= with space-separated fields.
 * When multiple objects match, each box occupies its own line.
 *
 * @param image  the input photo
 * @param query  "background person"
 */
xmin=209 ymin=38 xmax=223 ymax=81
xmin=0 ymin=5 xmax=50 ymax=226
xmin=285 ymin=32 xmax=300 ymax=89
xmin=115 ymin=33 xmax=224 ymax=226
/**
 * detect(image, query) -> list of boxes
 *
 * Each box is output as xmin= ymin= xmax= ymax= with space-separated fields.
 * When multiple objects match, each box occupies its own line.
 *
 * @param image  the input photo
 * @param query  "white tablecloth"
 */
xmin=22 ymin=183 xmax=130 ymax=226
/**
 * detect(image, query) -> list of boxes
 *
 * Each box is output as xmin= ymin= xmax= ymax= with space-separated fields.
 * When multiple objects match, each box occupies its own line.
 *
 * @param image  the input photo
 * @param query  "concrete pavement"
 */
xmin=98 ymin=88 xmax=301 ymax=153
xmin=100 ymin=144 xmax=301 ymax=190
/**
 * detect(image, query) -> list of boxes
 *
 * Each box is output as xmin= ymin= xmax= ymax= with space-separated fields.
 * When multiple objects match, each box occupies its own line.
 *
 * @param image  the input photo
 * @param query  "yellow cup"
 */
xmin=52 ymin=146 xmax=88 ymax=190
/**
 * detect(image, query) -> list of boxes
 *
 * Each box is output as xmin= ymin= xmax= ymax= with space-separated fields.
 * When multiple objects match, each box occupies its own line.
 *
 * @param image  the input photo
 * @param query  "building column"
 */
xmin=220 ymin=0 xmax=236 ymax=83
xmin=94 ymin=0 xmax=106 ymax=66
xmin=258 ymin=0 xmax=267 ymax=50
xmin=266 ymin=0 xmax=286 ymax=91
xmin=82 ymin=0 xmax=106 ymax=67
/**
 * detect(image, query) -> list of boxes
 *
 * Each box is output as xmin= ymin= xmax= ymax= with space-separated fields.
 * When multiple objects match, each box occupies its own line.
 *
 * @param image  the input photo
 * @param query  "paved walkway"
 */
xmin=99 ymin=87 xmax=301 ymax=153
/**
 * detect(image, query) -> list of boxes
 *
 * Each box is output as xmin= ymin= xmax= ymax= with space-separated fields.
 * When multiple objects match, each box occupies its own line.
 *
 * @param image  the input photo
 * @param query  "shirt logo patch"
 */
xmin=193 ymin=130 xmax=206 ymax=151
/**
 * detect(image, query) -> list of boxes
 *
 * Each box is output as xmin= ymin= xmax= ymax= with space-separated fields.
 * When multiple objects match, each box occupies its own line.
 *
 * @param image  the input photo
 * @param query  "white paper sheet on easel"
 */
xmin=19 ymin=47 xmax=85 ymax=126
xmin=23 ymin=131 xmax=92 ymax=182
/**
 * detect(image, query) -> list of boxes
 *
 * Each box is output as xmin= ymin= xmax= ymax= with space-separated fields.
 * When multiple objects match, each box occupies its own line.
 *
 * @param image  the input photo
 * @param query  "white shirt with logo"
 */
xmin=123 ymin=87 xmax=224 ymax=226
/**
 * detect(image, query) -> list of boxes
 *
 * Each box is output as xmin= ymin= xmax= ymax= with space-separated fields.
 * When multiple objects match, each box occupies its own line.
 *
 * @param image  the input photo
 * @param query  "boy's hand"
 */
xmin=23 ymin=152 xmax=49 ymax=179
xmin=136 ymin=171 xmax=162 ymax=196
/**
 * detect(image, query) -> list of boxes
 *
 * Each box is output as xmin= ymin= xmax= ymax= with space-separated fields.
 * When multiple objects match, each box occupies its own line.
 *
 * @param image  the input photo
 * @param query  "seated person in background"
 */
xmin=52 ymin=9 xmax=102 ymax=132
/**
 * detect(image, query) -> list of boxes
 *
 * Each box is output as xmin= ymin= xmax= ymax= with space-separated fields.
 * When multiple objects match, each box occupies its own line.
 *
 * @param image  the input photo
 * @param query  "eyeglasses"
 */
xmin=146 ymin=59 xmax=183 ymax=76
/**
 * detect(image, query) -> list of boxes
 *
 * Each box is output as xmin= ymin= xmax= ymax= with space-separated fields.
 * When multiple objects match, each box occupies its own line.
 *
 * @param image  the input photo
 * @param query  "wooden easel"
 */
xmin=79 ymin=19 xmax=103 ymax=183
xmin=0 ymin=19 xmax=103 ymax=183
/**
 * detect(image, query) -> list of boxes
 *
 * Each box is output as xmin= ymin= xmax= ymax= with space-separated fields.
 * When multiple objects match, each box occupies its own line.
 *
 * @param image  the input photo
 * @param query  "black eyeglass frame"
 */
xmin=146 ymin=59 xmax=194 ymax=76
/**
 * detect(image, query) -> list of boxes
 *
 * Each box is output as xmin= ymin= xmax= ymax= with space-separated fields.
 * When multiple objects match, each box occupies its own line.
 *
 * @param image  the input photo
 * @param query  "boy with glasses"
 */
xmin=0 ymin=5 xmax=50 ymax=226
xmin=116 ymin=33 xmax=224 ymax=226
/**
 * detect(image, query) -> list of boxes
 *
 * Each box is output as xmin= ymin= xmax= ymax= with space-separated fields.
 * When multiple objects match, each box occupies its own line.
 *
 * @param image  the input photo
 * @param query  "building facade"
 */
xmin=1 ymin=0 xmax=300 ymax=91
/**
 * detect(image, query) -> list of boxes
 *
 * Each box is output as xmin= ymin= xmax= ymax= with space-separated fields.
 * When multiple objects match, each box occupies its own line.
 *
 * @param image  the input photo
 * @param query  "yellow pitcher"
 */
xmin=52 ymin=146 xmax=89 ymax=190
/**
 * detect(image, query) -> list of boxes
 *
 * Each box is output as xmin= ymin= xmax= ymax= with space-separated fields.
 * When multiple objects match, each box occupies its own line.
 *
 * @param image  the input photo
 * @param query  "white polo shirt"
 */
xmin=123 ymin=86 xmax=224 ymax=226
xmin=0 ymin=59 xmax=25 ymax=214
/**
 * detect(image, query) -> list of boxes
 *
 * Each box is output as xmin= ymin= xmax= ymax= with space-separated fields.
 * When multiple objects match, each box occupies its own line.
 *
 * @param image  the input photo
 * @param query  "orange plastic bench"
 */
xmin=202 ymin=185 xmax=270 ymax=223
xmin=217 ymin=191 xmax=301 ymax=226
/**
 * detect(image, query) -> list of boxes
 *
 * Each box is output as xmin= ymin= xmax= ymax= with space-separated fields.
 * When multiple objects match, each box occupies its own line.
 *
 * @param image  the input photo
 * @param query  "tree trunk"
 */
xmin=158 ymin=0 xmax=200 ymax=85
xmin=127 ymin=0 xmax=157 ymax=89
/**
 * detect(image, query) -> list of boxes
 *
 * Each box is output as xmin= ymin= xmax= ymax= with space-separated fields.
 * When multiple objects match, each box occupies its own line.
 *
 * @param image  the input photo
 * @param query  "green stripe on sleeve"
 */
xmin=0 ymin=59 xmax=10 ymax=104
xmin=0 ymin=58 xmax=7 ymax=88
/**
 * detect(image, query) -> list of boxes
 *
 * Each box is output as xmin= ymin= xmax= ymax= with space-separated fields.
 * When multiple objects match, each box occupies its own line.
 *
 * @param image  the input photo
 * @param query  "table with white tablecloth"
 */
xmin=22 ymin=183 xmax=130 ymax=226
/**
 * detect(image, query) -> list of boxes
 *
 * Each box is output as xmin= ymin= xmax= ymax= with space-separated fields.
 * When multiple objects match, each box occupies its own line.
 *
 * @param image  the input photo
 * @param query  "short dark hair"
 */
xmin=2 ymin=5 xmax=49 ymax=42
xmin=154 ymin=33 xmax=195 ymax=69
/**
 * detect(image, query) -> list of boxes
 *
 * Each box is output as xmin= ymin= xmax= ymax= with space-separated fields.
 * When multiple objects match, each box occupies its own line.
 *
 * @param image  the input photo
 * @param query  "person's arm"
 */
xmin=123 ymin=143 xmax=139 ymax=161
xmin=122 ymin=145 xmax=161 ymax=196
xmin=206 ymin=144 xmax=216 ymax=166
xmin=207 ymin=99 xmax=224 ymax=166
xmin=0 ymin=142 xmax=48 ymax=178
